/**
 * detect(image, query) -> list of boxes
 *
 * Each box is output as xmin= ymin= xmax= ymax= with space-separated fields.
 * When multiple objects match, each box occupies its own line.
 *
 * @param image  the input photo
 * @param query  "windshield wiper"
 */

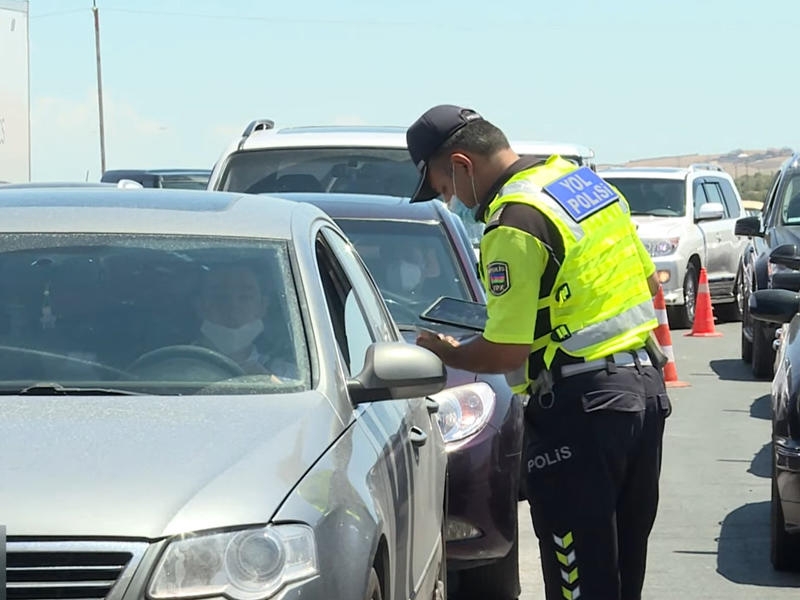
xmin=0 ymin=382 xmax=142 ymax=396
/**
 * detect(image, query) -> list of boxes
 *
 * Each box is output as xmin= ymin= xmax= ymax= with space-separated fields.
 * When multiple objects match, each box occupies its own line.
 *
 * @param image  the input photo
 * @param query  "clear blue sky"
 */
xmin=26 ymin=0 xmax=798 ymax=181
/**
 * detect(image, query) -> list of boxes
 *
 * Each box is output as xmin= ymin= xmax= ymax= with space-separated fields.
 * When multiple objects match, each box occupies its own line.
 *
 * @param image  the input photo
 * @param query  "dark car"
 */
xmin=0 ymin=187 xmax=449 ymax=600
xmin=101 ymin=169 xmax=211 ymax=190
xmin=749 ymin=247 xmax=800 ymax=571
xmin=278 ymin=193 xmax=524 ymax=600
xmin=736 ymin=153 xmax=800 ymax=378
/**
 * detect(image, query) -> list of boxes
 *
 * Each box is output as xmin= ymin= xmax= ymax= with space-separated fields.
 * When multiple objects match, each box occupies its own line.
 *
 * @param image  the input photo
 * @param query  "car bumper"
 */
xmin=653 ymin=258 xmax=683 ymax=305
xmin=444 ymin=399 xmax=523 ymax=569
xmin=775 ymin=437 xmax=800 ymax=530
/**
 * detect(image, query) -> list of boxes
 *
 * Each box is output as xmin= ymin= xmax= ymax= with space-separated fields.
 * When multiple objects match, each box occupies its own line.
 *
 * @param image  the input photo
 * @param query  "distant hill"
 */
xmin=599 ymin=147 xmax=794 ymax=177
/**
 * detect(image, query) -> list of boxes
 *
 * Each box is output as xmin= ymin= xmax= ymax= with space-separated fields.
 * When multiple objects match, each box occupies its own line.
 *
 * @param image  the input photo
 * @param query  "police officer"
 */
xmin=406 ymin=104 xmax=670 ymax=600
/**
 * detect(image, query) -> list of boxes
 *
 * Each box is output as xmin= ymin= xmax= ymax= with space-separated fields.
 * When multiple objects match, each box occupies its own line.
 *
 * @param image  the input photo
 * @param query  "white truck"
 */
xmin=0 ymin=0 xmax=30 ymax=183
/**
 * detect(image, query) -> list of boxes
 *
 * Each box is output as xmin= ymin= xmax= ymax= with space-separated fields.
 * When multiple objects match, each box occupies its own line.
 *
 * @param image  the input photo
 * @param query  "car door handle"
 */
xmin=409 ymin=426 xmax=428 ymax=447
xmin=426 ymin=398 xmax=440 ymax=414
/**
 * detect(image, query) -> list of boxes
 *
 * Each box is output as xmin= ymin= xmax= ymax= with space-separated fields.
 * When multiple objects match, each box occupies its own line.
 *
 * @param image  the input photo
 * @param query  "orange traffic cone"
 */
xmin=685 ymin=267 xmax=722 ymax=337
xmin=653 ymin=285 xmax=690 ymax=388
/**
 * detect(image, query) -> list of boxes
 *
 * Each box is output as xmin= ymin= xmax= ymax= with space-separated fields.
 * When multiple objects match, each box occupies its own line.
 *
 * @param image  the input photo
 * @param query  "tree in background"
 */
xmin=735 ymin=172 xmax=774 ymax=202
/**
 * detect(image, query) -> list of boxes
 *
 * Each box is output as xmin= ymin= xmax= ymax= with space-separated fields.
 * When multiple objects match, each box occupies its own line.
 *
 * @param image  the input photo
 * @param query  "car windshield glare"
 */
xmin=604 ymin=178 xmax=686 ymax=217
xmin=219 ymin=148 xmax=420 ymax=197
xmin=0 ymin=235 xmax=309 ymax=395
xmin=335 ymin=219 xmax=472 ymax=327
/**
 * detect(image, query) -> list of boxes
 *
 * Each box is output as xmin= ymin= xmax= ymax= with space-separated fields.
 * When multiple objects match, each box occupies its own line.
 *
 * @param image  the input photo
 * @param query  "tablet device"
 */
xmin=420 ymin=296 xmax=488 ymax=332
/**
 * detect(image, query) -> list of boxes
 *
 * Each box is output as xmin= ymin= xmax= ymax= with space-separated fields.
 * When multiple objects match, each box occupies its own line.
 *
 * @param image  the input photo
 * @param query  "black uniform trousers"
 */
xmin=523 ymin=359 xmax=671 ymax=600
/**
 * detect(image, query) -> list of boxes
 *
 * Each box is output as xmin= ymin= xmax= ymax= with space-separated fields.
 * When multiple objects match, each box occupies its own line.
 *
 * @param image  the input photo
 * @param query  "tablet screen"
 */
xmin=420 ymin=296 xmax=488 ymax=332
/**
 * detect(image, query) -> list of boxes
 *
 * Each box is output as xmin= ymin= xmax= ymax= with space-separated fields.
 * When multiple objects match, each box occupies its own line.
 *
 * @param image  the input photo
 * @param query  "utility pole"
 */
xmin=92 ymin=0 xmax=106 ymax=175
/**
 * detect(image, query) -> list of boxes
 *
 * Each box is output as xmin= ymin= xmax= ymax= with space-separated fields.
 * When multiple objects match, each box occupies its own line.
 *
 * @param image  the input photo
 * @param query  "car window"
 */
xmin=322 ymin=227 xmax=395 ymax=343
xmin=778 ymin=174 xmax=800 ymax=225
xmin=762 ymin=169 xmax=782 ymax=224
xmin=217 ymin=148 xmax=419 ymax=197
xmin=0 ymin=235 xmax=309 ymax=395
xmin=693 ymin=180 xmax=709 ymax=219
xmin=702 ymin=181 xmax=726 ymax=216
xmin=334 ymin=219 xmax=473 ymax=327
xmin=601 ymin=178 xmax=685 ymax=217
xmin=160 ymin=174 xmax=211 ymax=190
xmin=315 ymin=233 xmax=385 ymax=376
xmin=717 ymin=179 xmax=742 ymax=219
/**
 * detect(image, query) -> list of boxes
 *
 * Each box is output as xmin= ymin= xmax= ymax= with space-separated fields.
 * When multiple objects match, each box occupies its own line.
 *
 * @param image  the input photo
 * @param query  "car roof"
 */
xmin=237 ymin=125 xmax=594 ymax=158
xmin=273 ymin=192 xmax=448 ymax=221
xmin=599 ymin=164 xmax=731 ymax=180
xmin=0 ymin=188 xmax=323 ymax=238
xmin=102 ymin=169 xmax=212 ymax=177
xmin=0 ymin=181 xmax=119 ymax=189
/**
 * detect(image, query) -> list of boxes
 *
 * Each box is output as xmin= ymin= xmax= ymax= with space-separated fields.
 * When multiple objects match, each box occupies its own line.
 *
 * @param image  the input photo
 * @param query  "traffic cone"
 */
xmin=653 ymin=285 xmax=690 ymax=388
xmin=685 ymin=267 xmax=723 ymax=337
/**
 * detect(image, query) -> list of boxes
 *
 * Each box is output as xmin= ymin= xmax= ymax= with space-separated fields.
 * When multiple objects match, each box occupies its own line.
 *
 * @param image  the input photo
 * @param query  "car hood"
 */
xmin=631 ymin=216 xmax=686 ymax=239
xmin=0 ymin=393 xmax=342 ymax=538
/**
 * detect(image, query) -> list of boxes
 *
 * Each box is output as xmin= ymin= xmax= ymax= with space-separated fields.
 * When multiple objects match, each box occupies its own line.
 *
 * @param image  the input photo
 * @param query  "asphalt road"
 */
xmin=516 ymin=321 xmax=800 ymax=599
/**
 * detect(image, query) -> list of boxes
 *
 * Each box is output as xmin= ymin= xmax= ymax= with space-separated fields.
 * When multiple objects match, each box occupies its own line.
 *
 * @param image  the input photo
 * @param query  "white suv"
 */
xmin=207 ymin=120 xmax=595 ymax=249
xmin=208 ymin=120 xmax=595 ymax=196
xmin=599 ymin=165 xmax=748 ymax=328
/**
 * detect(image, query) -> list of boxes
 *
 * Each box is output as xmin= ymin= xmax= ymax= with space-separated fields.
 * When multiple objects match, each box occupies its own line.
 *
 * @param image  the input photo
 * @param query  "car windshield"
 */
xmin=334 ymin=219 xmax=472 ymax=327
xmin=0 ymin=234 xmax=309 ymax=395
xmin=218 ymin=148 xmax=420 ymax=197
xmin=779 ymin=175 xmax=800 ymax=225
xmin=603 ymin=177 xmax=686 ymax=217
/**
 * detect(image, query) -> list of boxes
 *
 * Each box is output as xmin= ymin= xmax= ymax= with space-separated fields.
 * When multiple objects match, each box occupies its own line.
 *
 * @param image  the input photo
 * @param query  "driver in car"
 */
xmin=194 ymin=264 xmax=296 ymax=379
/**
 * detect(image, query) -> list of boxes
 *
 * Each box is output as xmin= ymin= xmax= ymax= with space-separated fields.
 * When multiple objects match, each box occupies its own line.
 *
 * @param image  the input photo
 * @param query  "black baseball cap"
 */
xmin=406 ymin=104 xmax=483 ymax=202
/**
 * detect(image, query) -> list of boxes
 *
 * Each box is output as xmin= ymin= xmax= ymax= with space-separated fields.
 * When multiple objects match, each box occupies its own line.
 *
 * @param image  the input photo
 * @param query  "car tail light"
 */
xmin=430 ymin=382 xmax=495 ymax=446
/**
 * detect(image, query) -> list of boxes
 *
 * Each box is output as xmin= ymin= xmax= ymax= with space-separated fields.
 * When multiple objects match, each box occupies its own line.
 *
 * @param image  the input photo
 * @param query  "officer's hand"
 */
xmin=416 ymin=329 xmax=459 ymax=358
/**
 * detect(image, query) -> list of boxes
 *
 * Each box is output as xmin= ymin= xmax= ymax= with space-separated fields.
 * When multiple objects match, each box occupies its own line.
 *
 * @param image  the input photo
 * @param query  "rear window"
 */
xmin=0 ymin=235 xmax=309 ymax=395
xmin=217 ymin=148 xmax=420 ymax=198
xmin=603 ymin=177 xmax=686 ymax=217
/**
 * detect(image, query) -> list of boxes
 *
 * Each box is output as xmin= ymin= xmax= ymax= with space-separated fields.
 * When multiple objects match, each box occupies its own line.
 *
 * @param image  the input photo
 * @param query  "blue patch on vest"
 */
xmin=542 ymin=167 xmax=619 ymax=222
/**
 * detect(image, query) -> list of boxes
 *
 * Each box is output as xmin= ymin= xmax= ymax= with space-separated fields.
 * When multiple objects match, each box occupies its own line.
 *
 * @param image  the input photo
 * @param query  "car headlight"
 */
xmin=431 ymin=382 xmax=495 ymax=445
xmin=642 ymin=238 xmax=679 ymax=257
xmin=148 ymin=525 xmax=318 ymax=600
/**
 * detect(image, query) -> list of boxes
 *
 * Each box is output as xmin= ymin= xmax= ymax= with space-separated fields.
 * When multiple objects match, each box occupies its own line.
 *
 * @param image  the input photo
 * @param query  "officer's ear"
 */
xmin=450 ymin=152 xmax=474 ymax=178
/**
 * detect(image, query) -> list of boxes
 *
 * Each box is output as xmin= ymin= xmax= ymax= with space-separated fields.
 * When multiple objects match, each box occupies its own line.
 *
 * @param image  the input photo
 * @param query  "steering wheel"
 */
xmin=127 ymin=345 xmax=246 ymax=378
xmin=0 ymin=344 xmax=132 ymax=379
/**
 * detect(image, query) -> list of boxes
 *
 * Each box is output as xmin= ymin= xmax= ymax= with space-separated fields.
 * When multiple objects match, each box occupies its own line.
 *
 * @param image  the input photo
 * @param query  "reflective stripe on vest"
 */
xmin=558 ymin=298 xmax=655 ymax=353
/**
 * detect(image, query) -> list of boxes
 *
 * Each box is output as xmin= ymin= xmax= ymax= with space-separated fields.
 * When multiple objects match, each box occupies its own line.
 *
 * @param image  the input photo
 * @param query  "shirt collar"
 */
xmin=476 ymin=155 xmax=545 ymax=222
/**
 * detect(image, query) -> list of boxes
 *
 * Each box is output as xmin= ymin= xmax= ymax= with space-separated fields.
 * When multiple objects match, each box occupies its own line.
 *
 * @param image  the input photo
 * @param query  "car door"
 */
xmin=693 ymin=178 xmax=724 ymax=278
xmin=717 ymin=178 xmax=747 ymax=279
xmin=704 ymin=178 xmax=739 ymax=287
xmin=318 ymin=227 xmax=443 ymax=597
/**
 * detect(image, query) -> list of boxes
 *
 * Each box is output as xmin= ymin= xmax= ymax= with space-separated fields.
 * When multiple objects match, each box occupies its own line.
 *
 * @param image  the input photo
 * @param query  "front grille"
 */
xmin=8 ymin=541 xmax=148 ymax=600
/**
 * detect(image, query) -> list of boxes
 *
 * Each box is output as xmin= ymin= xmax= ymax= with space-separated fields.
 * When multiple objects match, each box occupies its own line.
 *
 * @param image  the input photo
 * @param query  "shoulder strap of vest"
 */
xmin=483 ymin=205 xmax=506 ymax=235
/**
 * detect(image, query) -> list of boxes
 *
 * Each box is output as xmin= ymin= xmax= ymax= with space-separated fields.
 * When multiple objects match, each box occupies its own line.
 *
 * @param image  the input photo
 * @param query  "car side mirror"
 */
xmin=749 ymin=289 xmax=800 ymax=324
xmin=695 ymin=202 xmax=725 ymax=222
xmin=769 ymin=243 xmax=800 ymax=270
xmin=347 ymin=342 xmax=446 ymax=404
xmin=734 ymin=215 xmax=761 ymax=237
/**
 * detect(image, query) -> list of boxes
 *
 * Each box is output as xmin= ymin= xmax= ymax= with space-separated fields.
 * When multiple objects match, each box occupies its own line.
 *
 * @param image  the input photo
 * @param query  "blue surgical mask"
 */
xmin=449 ymin=166 xmax=484 ymax=242
xmin=449 ymin=195 xmax=479 ymax=225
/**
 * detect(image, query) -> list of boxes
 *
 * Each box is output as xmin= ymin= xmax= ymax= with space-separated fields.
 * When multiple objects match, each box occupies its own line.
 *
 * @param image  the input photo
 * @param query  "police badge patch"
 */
xmin=487 ymin=261 xmax=510 ymax=295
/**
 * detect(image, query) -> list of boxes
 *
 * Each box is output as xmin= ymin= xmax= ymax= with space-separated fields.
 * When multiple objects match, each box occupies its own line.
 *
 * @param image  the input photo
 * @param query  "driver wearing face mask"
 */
xmin=389 ymin=246 xmax=441 ymax=298
xmin=194 ymin=264 xmax=296 ymax=379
